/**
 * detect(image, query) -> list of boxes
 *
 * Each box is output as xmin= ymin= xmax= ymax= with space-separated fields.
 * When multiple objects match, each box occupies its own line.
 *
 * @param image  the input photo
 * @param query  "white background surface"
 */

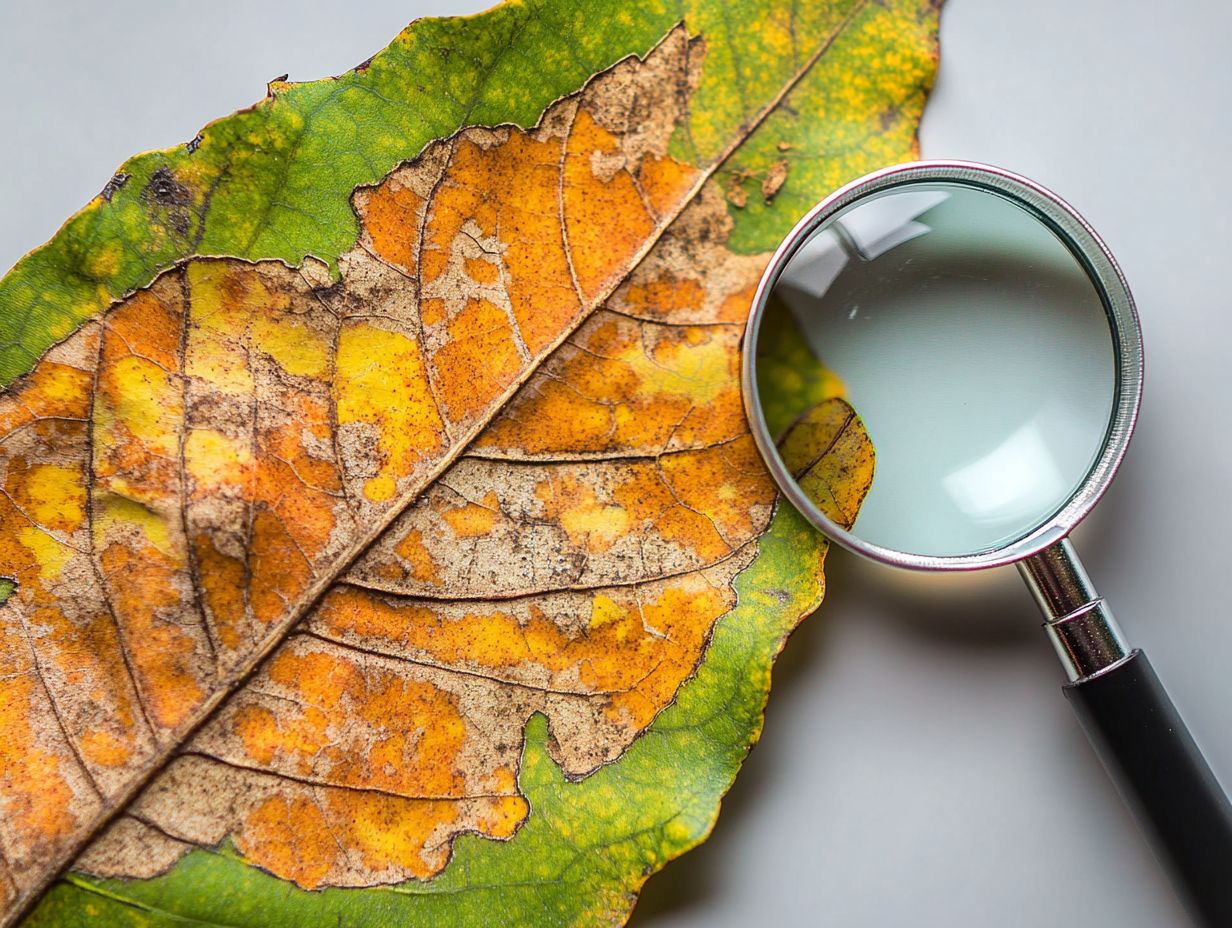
xmin=1 ymin=2 xmax=1229 ymax=925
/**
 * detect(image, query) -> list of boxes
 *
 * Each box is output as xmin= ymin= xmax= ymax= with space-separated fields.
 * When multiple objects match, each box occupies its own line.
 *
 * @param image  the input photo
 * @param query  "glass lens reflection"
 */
xmin=760 ymin=182 xmax=1117 ymax=558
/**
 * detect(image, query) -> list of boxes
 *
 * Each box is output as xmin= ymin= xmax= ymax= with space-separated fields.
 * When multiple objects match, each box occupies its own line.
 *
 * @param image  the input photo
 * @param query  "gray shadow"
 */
xmin=629 ymin=544 xmax=1037 ymax=924
xmin=631 ymin=471 xmax=1136 ymax=924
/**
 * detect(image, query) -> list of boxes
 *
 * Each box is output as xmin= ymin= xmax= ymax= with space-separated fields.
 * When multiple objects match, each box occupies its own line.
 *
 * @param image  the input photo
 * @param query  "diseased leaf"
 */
xmin=0 ymin=0 xmax=938 ymax=924
xmin=779 ymin=397 xmax=876 ymax=528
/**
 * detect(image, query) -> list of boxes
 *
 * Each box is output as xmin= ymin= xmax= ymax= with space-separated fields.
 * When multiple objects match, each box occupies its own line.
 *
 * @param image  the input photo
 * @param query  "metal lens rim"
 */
xmin=742 ymin=160 xmax=1143 ymax=572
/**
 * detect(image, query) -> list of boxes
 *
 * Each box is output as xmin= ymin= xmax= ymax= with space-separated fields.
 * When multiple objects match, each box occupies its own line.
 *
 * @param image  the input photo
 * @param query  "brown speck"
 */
xmin=762 ymin=160 xmax=789 ymax=202
xmin=100 ymin=172 xmax=131 ymax=203
xmin=142 ymin=167 xmax=190 ymax=208
xmin=776 ymin=141 xmax=793 ymax=152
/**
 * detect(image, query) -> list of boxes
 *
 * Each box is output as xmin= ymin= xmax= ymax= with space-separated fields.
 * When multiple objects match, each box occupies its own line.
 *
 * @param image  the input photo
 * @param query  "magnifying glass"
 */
xmin=743 ymin=161 xmax=1232 ymax=925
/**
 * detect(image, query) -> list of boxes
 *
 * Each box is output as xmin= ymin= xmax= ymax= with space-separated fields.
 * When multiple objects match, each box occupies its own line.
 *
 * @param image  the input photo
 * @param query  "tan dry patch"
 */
xmin=346 ymin=435 xmax=774 ymax=599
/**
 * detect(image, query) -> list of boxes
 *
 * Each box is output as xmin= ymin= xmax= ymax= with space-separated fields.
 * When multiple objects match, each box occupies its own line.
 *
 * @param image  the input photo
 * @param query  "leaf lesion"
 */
xmin=0 ymin=5 xmax=899 ymax=916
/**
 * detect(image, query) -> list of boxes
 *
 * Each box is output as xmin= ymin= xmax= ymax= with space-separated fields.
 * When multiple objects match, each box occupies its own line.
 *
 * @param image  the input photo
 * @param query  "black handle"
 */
xmin=1065 ymin=649 xmax=1232 ymax=927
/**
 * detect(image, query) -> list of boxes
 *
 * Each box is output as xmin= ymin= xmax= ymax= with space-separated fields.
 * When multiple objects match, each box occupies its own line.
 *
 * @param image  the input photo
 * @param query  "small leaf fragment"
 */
xmin=779 ymin=397 xmax=875 ymax=530
xmin=761 ymin=159 xmax=790 ymax=202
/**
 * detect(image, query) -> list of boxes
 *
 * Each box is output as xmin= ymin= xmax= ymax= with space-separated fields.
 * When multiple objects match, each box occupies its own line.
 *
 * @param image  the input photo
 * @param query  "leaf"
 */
xmin=0 ymin=0 xmax=938 ymax=924
xmin=779 ymin=397 xmax=877 ymax=527
xmin=755 ymin=293 xmax=849 ymax=439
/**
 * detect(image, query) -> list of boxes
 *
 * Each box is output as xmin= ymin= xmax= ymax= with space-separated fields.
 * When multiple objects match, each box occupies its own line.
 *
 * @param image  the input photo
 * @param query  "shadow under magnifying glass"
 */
xmin=628 ymin=494 xmax=1128 ymax=925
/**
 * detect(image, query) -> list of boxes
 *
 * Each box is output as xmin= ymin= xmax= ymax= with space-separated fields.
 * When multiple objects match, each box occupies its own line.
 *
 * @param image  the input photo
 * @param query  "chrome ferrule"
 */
xmin=1018 ymin=539 xmax=1130 ymax=683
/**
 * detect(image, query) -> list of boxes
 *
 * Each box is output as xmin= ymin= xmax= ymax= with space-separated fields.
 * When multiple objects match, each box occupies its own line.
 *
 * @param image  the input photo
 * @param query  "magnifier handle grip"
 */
xmin=1064 ymin=649 xmax=1232 ymax=927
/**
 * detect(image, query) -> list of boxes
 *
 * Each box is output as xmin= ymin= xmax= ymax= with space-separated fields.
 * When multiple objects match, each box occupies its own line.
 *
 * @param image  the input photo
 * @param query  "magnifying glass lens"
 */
xmin=761 ymin=182 xmax=1117 ymax=558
